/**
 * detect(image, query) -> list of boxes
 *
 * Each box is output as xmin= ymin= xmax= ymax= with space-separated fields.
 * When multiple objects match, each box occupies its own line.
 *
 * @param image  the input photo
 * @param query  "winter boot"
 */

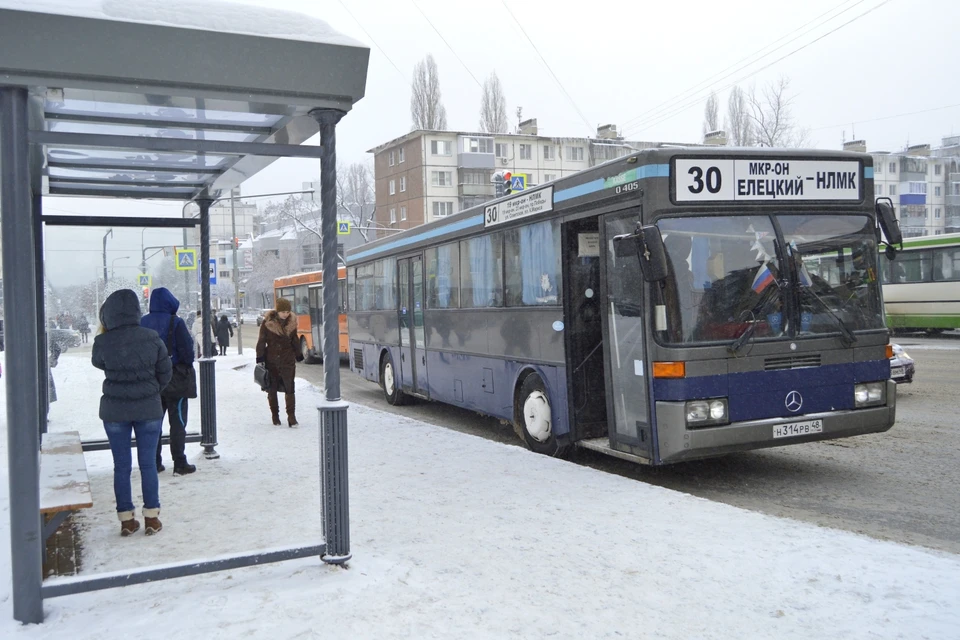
xmin=143 ymin=508 xmax=162 ymax=536
xmin=173 ymin=463 xmax=197 ymax=476
xmin=119 ymin=510 xmax=140 ymax=537
xmin=285 ymin=392 xmax=298 ymax=427
xmin=268 ymin=394 xmax=281 ymax=426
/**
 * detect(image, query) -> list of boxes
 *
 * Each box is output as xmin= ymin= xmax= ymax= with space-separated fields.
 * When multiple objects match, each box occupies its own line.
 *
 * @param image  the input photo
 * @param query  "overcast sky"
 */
xmin=43 ymin=0 xmax=960 ymax=289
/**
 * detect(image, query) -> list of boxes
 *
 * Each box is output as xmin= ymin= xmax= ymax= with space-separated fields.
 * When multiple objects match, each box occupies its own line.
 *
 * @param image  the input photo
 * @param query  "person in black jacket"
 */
xmin=92 ymin=289 xmax=172 ymax=537
xmin=141 ymin=287 xmax=197 ymax=475
xmin=215 ymin=314 xmax=234 ymax=356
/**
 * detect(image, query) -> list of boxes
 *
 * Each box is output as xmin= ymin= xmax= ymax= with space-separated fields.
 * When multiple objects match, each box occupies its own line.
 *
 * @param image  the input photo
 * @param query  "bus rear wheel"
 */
xmin=514 ymin=373 xmax=568 ymax=457
xmin=381 ymin=352 xmax=407 ymax=406
xmin=301 ymin=336 xmax=320 ymax=364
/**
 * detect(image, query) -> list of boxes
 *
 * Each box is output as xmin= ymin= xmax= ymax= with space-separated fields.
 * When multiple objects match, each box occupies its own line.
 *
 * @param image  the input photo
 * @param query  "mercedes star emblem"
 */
xmin=785 ymin=390 xmax=803 ymax=413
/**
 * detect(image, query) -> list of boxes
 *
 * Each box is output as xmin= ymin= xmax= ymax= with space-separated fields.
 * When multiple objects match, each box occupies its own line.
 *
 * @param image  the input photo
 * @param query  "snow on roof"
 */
xmin=0 ymin=0 xmax=366 ymax=48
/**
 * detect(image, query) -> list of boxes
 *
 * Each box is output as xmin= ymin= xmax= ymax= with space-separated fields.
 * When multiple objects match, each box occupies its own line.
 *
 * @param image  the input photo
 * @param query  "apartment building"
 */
xmin=852 ymin=136 xmax=960 ymax=237
xmin=369 ymin=120 xmax=686 ymax=231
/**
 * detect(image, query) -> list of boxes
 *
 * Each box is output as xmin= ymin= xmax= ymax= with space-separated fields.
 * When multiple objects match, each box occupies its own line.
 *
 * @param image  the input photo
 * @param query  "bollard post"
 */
xmin=310 ymin=107 xmax=351 ymax=564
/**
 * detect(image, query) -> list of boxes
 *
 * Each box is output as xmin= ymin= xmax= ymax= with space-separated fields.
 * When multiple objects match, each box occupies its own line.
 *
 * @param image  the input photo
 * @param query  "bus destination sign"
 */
xmin=674 ymin=159 xmax=861 ymax=202
xmin=484 ymin=186 xmax=554 ymax=227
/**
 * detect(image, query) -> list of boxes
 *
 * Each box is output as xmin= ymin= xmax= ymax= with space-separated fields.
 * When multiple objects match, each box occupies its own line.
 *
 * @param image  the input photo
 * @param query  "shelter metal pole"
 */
xmin=231 ymin=192 xmax=242 ymax=354
xmin=1 ymin=86 xmax=44 ymax=624
xmin=310 ymin=108 xmax=351 ymax=565
xmin=34 ymin=192 xmax=48 ymax=437
xmin=198 ymin=198 xmax=219 ymax=459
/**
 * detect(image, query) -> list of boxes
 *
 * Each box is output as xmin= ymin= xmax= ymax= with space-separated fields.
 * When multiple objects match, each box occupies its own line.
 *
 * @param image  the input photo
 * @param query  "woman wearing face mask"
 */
xmin=255 ymin=298 xmax=303 ymax=426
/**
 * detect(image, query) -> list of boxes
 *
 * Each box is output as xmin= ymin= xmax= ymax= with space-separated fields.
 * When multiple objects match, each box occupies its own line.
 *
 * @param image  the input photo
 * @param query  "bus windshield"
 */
xmin=656 ymin=214 xmax=883 ymax=345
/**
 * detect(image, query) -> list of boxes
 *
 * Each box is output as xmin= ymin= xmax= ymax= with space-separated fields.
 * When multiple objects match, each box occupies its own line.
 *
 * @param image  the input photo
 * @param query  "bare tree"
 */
xmin=725 ymin=85 xmax=753 ymax=146
xmin=747 ymin=77 xmax=810 ymax=148
xmin=702 ymin=91 xmax=719 ymax=137
xmin=245 ymin=250 xmax=299 ymax=309
xmin=410 ymin=54 xmax=448 ymax=130
xmin=479 ymin=72 xmax=509 ymax=133
xmin=336 ymin=160 xmax=376 ymax=241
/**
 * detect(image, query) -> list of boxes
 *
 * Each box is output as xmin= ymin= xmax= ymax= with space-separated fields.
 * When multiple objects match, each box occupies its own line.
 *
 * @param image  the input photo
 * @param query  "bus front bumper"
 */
xmin=655 ymin=380 xmax=897 ymax=464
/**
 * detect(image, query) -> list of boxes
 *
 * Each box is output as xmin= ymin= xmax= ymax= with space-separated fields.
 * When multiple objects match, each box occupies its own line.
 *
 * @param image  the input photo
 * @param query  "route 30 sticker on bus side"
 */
xmin=673 ymin=159 xmax=862 ymax=202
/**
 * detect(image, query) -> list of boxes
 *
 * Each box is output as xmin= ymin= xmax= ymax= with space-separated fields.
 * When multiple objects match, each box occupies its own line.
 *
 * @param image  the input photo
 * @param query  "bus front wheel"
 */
xmin=514 ymin=373 xmax=568 ymax=457
xmin=381 ymin=352 xmax=407 ymax=406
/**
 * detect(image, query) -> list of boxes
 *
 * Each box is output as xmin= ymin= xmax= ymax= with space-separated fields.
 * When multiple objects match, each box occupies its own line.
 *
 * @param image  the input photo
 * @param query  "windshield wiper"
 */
xmin=798 ymin=282 xmax=857 ymax=346
xmin=729 ymin=286 xmax=781 ymax=355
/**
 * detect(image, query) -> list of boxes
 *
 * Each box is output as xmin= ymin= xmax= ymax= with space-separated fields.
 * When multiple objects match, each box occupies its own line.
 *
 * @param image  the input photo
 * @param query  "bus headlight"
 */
xmin=685 ymin=398 xmax=729 ymax=427
xmin=854 ymin=382 xmax=885 ymax=408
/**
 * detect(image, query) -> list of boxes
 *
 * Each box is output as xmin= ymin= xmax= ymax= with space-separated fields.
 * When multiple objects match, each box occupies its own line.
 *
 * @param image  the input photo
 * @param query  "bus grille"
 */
xmin=764 ymin=354 xmax=821 ymax=371
xmin=354 ymin=348 xmax=364 ymax=370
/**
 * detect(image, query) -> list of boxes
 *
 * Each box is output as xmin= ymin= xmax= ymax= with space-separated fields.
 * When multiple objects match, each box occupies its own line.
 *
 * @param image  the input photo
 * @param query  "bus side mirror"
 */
xmin=875 ymin=198 xmax=902 ymax=256
xmin=614 ymin=225 xmax=669 ymax=282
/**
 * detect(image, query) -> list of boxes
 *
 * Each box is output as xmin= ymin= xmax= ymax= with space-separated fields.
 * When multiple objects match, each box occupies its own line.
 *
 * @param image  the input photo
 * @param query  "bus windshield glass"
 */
xmin=780 ymin=214 xmax=884 ymax=334
xmin=656 ymin=214 xmax=883 ymax=345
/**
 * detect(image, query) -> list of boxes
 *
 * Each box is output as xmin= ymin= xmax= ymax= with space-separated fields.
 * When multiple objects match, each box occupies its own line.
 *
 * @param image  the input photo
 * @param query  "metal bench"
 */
xmin=40 ymin=431 xmax=92 ymax=541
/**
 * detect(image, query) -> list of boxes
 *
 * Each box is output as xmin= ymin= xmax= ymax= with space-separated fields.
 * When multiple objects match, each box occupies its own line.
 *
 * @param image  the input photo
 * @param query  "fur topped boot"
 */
xmin=143 ymin=508 xmax=162 ymax=536
xmin=119 ymin=510 xmax=140 ymax=537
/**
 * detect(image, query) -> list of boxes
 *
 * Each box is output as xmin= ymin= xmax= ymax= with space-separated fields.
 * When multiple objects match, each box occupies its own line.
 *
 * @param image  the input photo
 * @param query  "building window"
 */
xmin=219 ymin=270 xmax=231 ymax=279
xmin=301 ymin=244 xmax=320 ymax=265
xmin=889 ymin=184 xmax=897 ymax=196
xmin=388 ymin=151 xmax=395 ymax=166
xmin=566 ymin=146 xmax=584 ymax=161
xmin=219 ymin=257 xmax=227 ymax=264
xmin=543 ymin=145 xmax=555 ymax=160
xmin=389 ymin=179 xmax=396 ymax=195
xmin=889 ymin=162 xmax=896 ymax=174
xmin=936 ymin=208 xmax=941 ymax=218
xmin=461 ymin=170 xmax=489 ymax=185
xmin=495 ymin=142 xmax=509 ymax=158
xmin=924 ymin=208 xmax=929 ymax=219
xmin=935 ymin=164 xmax=942 ymax=175
xmin=433 ymin=201 xmax=454 ymax=218
xmin=936 ymin=186 xmax=942 ymax=197
xmin=519 ymin=144 xmax=532 ymax=160
xmin=432 ymin=171 xmax=453 ymax=187
xmin=400 ymin=205 xmax=407 ymax=221
xmin=955 ymin=184 xmax=960 ymax=196
xmin=875 ymin=162 xmax=882 ymax=173
xmin=464 ymin=137 xmax=493 ymax=154
xmin=399 ymin=147 xmax=405 ymax=163
xmin=431 ymin=139 xmax=452 ymax=156
xmin=907 ymin=181 xmax=927 ymax=195
xmin=544 ymin=173 xmax=557 ymax=182
xmin=400 ymin=176 xmax=407 ymax=192
xmin=389 ymin=207 xmax=396 ymax=224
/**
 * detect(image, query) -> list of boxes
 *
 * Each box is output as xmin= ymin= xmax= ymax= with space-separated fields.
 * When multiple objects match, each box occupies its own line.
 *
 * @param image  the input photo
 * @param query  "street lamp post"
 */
xmin=111 ymin=256 xmax=130 ymax=280
xmin=102 ymin=228 xmax=113 ymax=284
xmin=229 ymin=189 xmax=243 ymax=354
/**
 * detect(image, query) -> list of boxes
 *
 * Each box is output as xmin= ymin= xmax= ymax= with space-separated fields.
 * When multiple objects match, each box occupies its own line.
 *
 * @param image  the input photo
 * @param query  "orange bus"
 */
xmin=273 ymin=266 xmax=348 ymax=363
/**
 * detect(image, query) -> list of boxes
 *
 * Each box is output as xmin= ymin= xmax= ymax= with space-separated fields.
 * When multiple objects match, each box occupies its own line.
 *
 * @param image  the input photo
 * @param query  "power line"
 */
xmin=500 ymin=1 xmax=594 ymax=136
xmin=809 ymin=102 xmax=960 ymax=131
xmin=620 ymin=0 xmax=867 ymax=130
xmin=622 ymin=0 xmax=895 ymax=138
xmin=337 ymin=0 xmax=406 ymax=81
xmin=410 ymin=0 xmax=483 ymax=89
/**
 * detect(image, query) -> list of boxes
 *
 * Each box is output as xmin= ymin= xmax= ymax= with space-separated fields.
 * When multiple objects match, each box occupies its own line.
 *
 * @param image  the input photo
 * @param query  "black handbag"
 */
xmin=162 ymin=316 xmax=198 ymax=399
xmin=254 ymin=361 xmax=286 ymax=393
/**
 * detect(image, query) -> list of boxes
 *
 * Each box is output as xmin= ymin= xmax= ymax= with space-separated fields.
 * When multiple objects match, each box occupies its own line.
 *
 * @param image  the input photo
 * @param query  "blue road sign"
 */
xmin=337 ymin=221 xmax=351 ymax=235
xmin=198 ymin=258 xmax=217 ymax=285
xmin=175 ymin=249 xmax=197 ymax=270
xmin=511 ymin=175 xmax=526 ymax=191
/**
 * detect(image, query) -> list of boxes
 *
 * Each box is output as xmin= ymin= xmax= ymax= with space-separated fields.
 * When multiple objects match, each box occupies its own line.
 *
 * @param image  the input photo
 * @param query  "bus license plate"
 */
xmin=890 ymin=366 xmax=905 ymax=378
xmin=773 ymin=419 xmax=823 ymax=439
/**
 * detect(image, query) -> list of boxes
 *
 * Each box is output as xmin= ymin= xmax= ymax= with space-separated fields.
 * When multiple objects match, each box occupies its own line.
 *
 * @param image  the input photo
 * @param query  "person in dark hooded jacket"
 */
xmin=92 ymin=289 xmax=172 ymax=537
xmin=215 ymin=314 xmax=234 ymax=356
xmin=141 ymin=287 xmax=197 ymax=476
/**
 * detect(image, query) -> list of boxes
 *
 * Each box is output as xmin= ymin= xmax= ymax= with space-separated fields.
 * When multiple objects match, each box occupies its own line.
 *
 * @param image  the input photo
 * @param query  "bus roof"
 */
xmin=274 ymin=266 xmax=346 ymax=288
xmin=897 ymin=232 xmax=960 ymax=250
xmin=346 ymin=146 xmax=875 ymax=265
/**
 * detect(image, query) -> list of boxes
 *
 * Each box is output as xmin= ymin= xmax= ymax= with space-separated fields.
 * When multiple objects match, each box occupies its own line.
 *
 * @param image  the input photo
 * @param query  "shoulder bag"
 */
xmin=162 ymin=316 xmax=198 ymax=399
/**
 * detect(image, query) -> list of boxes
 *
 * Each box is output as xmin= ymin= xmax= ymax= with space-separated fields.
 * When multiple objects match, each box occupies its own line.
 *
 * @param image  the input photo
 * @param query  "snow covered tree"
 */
xmin=411 ymin=54 xmax=448 ymax=130
xmin=479 ymin=72 xmax=509 ymax=134
xmin=702 ymin=91 xmax=719 ymax=138
xmin=747 ymin=77 xmax=809 ymax=148
xmin=725 ymin=85 xmax=753 ymax=147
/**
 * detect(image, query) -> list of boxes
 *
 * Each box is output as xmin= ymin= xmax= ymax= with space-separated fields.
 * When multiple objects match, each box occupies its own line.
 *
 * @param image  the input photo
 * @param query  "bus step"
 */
xmin=577 ymin=438 xmax=649 ymax=465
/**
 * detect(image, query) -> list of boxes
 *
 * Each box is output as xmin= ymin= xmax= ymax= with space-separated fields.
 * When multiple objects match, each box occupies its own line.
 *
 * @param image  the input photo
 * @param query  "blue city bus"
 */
xmin=345 ymin=148 xmax=902 ymax=465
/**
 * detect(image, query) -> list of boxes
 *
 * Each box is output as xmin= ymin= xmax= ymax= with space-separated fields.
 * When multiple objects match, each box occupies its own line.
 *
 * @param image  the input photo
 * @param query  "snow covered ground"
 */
xmin=2 ymin=347 xmax=959 ymax=639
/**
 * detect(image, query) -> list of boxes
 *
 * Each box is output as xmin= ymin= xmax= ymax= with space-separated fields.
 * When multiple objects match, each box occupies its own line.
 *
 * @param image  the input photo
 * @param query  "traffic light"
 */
xmin=142 ymin=287 xmax=150 ymax=301
xmin=234 ymin=237 xmax=240 ymax=248
xmin=503 ymin=172 xmax=512 ymax=196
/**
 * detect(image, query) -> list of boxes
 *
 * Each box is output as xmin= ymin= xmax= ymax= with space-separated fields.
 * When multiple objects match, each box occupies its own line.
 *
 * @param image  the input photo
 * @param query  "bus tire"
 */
xmin=301 ymin=336 xmax=320 ymax=364
xmin=381 ymin=352 xmax=407 ymax=406
xmin=514 ymin=373 xmax=569 ymax=457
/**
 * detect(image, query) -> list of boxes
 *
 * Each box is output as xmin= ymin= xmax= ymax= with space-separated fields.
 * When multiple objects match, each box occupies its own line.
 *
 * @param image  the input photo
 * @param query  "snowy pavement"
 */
xmin=1 ymin=349 xmax=959 ymax=639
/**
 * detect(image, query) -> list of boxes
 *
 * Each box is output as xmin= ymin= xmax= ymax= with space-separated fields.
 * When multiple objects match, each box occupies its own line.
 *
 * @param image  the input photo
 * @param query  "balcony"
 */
xmin=459 ymin=183 xmax=495 ymax=198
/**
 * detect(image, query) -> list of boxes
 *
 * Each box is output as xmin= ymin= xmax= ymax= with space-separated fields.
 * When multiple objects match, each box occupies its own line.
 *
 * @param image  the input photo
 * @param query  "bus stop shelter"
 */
xmin=0 ymin=2 xmax=368 ymax=624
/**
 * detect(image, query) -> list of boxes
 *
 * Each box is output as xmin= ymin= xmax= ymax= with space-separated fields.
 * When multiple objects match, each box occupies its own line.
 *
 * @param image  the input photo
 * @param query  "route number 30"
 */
xmin=687 ymin=166 xmax=722 ymax=194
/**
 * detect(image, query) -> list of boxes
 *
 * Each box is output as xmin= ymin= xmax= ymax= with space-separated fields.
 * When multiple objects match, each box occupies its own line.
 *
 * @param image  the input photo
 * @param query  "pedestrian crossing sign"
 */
xmin=175 ymin=249 xmax=197 ymax=271
xmin=337 ymin=221 xmax=351 ymax=235
xmin=511 ymin=175 xmax=526 ymax=191
xmin=138 ymin=274 xmax=151 ymax=287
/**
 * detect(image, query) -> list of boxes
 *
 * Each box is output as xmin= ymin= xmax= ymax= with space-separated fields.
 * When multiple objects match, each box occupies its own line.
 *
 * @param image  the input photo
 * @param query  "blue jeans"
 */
xmin=103 ymin=420 xmax=162 ymax=513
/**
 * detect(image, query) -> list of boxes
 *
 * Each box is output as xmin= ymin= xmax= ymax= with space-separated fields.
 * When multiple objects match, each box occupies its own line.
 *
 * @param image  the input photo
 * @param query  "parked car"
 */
xmin=256 ymin=309 xmax=267 ymax=326
xmin=49 ymin=328 xmax=82 ymax=350
xmin=217 ymin=308 xmax=239 ymax=328
xmin=889 ymin=343 xmax=915 ymax=384
xmin=240 ymin=309 xmax=260 ymax=325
